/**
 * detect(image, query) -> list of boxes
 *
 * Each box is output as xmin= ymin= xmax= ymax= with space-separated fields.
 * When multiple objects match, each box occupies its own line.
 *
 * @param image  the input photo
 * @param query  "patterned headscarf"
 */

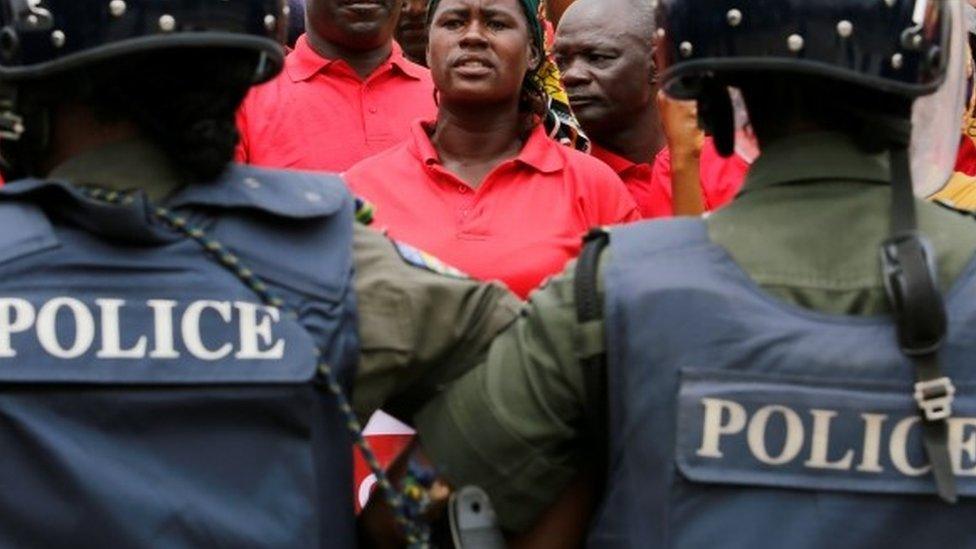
xmin=426 ymin=0 xmax=590 ymax=152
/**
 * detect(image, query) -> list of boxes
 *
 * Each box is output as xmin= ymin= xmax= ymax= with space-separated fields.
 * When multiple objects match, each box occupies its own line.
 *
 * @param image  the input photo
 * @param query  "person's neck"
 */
xmin=39 ymin=104 xmax=140 ymax=177
xmin=306 ymin=31 xmax=393 ymax=79
xmin=596 ymin=106 xmax=663 ymax=165
xmin=431 ymin=100 xmax=525 ymax=166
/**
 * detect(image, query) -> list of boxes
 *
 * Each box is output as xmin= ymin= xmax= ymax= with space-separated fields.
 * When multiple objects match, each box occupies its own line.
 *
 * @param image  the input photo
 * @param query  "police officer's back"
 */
xmin=412 ymin=1 xmax=976 ymax=547
xmin=0 ymin=1 xmax=518 ymax=545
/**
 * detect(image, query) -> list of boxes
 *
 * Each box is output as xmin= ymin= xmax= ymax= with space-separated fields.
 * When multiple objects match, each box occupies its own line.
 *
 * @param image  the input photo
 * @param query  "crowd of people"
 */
xmin=244 ymin=0 xmax=758 ymax=508
xmin=238 ymin=0 xmax=753 ymax=301
xmin=1 ymin=0 xmax=976 ymax=547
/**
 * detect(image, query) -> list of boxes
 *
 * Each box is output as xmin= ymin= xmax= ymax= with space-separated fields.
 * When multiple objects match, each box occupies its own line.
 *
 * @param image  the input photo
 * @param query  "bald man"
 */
xmin=554 ymin=0 xmax=661 ymax=164
xmin=554 ymin=0 xmax=747 ymax=217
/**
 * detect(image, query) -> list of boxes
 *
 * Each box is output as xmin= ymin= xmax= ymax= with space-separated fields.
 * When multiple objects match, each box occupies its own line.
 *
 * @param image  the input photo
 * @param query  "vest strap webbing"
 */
xmin=916 ymin=354 xmax=957 ymax=502
xmin=575 ymin=228 xmax=611 ymax=488
xmin=884 ymin=144 xmax=957 ymax=503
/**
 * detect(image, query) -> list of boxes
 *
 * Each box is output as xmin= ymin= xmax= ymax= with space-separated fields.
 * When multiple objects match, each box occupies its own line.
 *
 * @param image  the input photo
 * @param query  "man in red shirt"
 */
xmin=553 ymin=0 xmax=748 ymax=218
xmin=395 ymin=0 xmax=429 ymax=66
xmin=235 ymin=0 xmax=436 ymax=172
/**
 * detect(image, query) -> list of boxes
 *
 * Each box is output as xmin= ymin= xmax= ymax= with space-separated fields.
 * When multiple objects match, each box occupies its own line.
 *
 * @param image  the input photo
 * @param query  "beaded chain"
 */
xmin=81 ymin=187 xmax=430 ymax=547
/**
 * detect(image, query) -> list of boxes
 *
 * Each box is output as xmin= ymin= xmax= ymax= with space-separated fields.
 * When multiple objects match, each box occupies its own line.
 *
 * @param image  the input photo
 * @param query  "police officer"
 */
xmin=0 ymin=0 xmax=518 ymax=546
xmin=412 ymin=1 xmax=976 ymax=547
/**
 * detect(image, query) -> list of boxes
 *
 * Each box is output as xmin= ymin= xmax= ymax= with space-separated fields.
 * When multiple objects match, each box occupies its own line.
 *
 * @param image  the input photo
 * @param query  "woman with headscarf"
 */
xmin=345 ymin=0 xmax=639 ymax=299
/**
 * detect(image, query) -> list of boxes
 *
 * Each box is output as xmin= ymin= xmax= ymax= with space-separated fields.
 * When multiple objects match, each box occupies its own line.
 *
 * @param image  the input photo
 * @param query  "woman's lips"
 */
xmin=453 ymin=62 xmax=494 ymax=78
xmin=451 ymin=56 xmax=494 ymax=77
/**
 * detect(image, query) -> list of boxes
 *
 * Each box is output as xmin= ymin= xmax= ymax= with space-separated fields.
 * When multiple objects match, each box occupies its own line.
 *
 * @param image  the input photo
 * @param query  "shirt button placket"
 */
xmin=361 ymin=85 xmax=376 ymax=140
xmin=456 ymin=184 xmax=476 ymax=229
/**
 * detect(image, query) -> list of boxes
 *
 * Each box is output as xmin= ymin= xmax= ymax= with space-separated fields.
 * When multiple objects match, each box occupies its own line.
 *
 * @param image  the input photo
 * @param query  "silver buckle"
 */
xmin=0 ymin=111 xmax=24 ymax=141
xmin=914 ymin=377 xmax=956 ymax=421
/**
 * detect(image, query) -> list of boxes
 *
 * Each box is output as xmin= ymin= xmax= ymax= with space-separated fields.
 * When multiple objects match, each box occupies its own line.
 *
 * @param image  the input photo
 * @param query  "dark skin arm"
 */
xmin=508 ymin=472 xmax=598 ymax=549
xmin=658 ymin=91 xmax=707 ymax=216
xmin=360 ymin=459 xmax=598 ymax=548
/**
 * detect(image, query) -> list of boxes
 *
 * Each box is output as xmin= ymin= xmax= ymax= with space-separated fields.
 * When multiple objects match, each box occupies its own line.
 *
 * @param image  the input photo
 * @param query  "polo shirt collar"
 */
xmin=742 ymin=132 xmax=890 ymax=195
xmin=514 ymin=124 xmax=564 ymax=173
xmin=591 ymin=144 xmax=652 ymax=175
xmin=409 ymin=120 xmax=564 ymax=174
xmin=286 ymin=34 xmax=427 ymax=83
xmin=388 ymin=42 xmax=428 ymax=80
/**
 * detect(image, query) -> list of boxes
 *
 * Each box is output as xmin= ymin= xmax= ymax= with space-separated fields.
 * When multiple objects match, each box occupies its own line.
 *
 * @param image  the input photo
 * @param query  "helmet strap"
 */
xmin=872 ymin=115 xmax=958 ymax=504
xmin=0 ymin=83 xmax=51 ymax=180
xmin=697 ymin=80 xmax=735 ymax=157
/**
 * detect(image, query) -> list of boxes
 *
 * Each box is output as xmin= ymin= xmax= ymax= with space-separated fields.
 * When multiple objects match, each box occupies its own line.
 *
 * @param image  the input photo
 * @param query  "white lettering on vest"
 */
xmin=0 ymin=298 xmax=34 ymax=358
xmin=804 ymin=409 xmax=854 ymax=470
xmin=36 ymin=297 xmax=95 ymax=359
xmin=95 ymin=299 xmax=148 ymax=359
xmin=0 ymin=297 xmax=292 ymax=362
xmin=235 ymin=303 xmax=285 ymax=360
xmin=747 ymin=405 xmax=804 ymax=465
xmin=949 ymin=417 xmax=976 ymax=476
xmin=856 ymin=413 xmax=888 ymax=473
xmin=147 ymin=299 xmax=180 ymax=359
xmin=697 ymin=398 xmax=747 ymax=458
xmin=696 ymin=397 xmax=976 ymax=482
xmin=182 ymin=300 xmax=234 ymax=361
xmin=889 ymin=416 xmax=931 ymax=476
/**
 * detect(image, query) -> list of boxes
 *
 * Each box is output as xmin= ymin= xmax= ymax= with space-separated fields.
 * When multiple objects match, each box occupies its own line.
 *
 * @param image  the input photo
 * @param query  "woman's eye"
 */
xmin=441 ymin=19 xmax=464 ymax=30
xmin=487 ymin=20 xmax=508 ymax=30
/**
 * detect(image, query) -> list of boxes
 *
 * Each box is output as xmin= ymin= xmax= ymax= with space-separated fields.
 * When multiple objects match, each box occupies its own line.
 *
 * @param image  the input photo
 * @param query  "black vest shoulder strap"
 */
xmin=574 ymin=228 xmax=612 ymax=484
xmin=574 ymin=219 xmax=711 ymax=491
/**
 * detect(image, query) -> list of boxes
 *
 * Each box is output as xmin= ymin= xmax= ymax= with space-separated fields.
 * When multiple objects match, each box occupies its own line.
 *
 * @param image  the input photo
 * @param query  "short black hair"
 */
xmin=27 ymin=48 xmax=262 ymax=182
xmin=735 ymin=74 xmax=912 ymax=153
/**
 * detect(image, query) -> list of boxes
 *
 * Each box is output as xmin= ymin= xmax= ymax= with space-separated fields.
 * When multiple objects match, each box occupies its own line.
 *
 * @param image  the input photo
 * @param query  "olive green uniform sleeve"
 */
xmin=414 ymin=258 xmax=598 ymax=533
xmin=351 ymin=223 xmax=523 ymax=422
xmin=409 ymin=133 xmax=976 ymax=535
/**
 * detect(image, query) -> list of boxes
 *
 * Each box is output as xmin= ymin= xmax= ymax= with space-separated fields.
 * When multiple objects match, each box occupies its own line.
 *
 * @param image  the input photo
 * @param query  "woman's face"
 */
xmin=427 ymin=0 xmax=540 ymax=107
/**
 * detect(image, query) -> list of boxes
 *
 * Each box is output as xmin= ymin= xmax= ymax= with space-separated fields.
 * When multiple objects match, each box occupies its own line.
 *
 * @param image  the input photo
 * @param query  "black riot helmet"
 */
xmin=656 ymin=0 xmax=965 ymax=507
xmin=0 ymin=0 xmax=286 ymax=83
xmin=0 ymin=0 xmax=288 ymax=179
xmin=657 ymin=0 xmax=950 ymax=102
xmin=654 ymin=0 xmax=955 ymax=159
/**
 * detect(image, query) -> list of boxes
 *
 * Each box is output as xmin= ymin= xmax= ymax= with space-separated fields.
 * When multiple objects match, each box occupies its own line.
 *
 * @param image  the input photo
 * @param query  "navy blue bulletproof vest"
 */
xmin=0 ymin=165 xmax=358 ymax=547
xmin=589 ymin=218 xmax=976 ymax=549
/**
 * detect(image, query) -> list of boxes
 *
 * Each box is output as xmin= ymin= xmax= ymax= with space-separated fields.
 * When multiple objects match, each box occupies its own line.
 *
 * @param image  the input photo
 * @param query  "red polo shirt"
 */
xmin=592 ymin=137 xmax=750 ymax=218
xmin=235 ymin=35 xmax=436 ymax=173
xmin=346 ymin=121 xmax=641 ymax=298
xmin=650 ymin=137 xmax=750 ymax=216
xmin=591 ymin=144 xmax=662 ymax=219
